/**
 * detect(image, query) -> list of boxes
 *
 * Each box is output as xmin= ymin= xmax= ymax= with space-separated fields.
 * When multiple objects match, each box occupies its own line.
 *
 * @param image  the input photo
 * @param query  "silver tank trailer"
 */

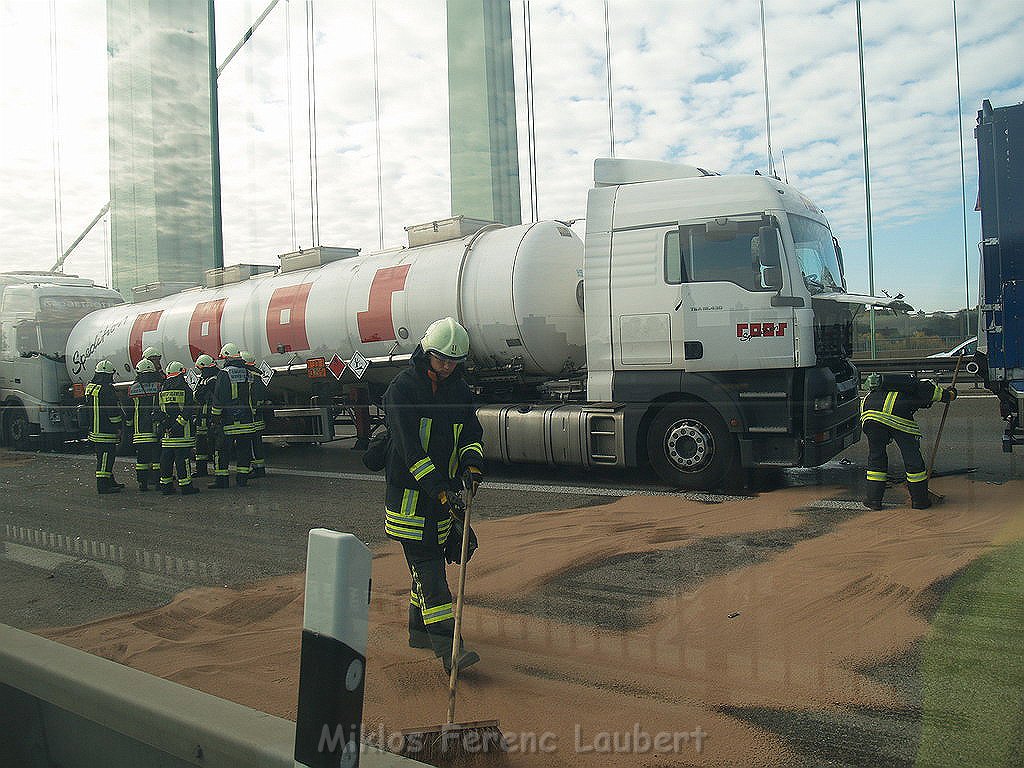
xmin=65 ymin=221 xmax=586 ymax=385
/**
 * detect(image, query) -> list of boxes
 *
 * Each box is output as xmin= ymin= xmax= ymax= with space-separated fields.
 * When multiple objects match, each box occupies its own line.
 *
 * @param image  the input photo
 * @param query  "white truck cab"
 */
xmin=578 ymin=159 xmax=878 ymax=486
xmin=0 ymin=272 xmax=122 ymax=448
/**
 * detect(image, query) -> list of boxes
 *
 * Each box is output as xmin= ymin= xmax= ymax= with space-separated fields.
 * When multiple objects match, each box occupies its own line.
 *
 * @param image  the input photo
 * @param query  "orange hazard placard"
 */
xmin=306 ymin=357 xmax=327 ymax=379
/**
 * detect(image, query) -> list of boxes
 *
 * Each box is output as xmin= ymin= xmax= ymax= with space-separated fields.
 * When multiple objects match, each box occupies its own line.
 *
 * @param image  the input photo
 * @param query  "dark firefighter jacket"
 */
xmin=158 ymin=377 xmax=197 ymax=449
xmin=382 ymin=346 xmax=485 ymax=545
xmin=247 ymin=365 xmax=269 ymax=431
xmin=195 ymin=370 xmax=218 ymax=435
xmin=128 ymin=371 xmax=162 ymax=444
xmin=212 ymin=360 xmax=256 ymax=436
xmin=861 ymin=377 xmax=952 ymax=436
xmin=85 ymin=374 xmax=123 ymax=444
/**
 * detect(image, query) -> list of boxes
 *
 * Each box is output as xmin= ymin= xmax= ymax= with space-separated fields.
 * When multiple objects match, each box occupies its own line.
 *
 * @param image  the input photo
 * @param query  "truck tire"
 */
xmin=3 ymin=408 xmax=32 ymax=450
xmin=646 ymin=403 xmax=738 ymax=490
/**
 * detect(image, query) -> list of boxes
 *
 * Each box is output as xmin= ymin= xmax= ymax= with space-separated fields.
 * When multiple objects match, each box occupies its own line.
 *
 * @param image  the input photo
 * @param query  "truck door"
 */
xmin=609 ymin=225 xmax=687 ymax=370
xmin=667 ymin=217 xmax=796 ymax=372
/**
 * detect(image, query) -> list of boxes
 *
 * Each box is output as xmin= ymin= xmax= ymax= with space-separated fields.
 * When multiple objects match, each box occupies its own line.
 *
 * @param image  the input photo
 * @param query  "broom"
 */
xmin=924 ymin=352 xmax=965 ymax=505
xmin=398 ymin=486 xmax=505 ymax=765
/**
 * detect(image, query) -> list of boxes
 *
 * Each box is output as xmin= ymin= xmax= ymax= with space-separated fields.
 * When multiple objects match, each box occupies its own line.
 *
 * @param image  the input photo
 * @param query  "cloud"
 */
xmin=1 ymin=0 xmax=1023 ymax=313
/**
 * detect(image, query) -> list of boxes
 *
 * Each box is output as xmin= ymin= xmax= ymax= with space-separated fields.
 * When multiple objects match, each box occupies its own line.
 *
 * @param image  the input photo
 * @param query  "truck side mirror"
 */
xmin=760 ymin=265 xmax=782 ymax=291
xmin=758 ymin=225 xmax=781 ymax=267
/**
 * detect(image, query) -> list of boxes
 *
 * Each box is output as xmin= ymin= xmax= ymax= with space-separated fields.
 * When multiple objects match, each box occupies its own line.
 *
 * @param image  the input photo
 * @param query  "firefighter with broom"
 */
xmin=382 ymin=317 xmax=485 ymax=675
xmin=861 ymin=372 xmax=957 ymax=510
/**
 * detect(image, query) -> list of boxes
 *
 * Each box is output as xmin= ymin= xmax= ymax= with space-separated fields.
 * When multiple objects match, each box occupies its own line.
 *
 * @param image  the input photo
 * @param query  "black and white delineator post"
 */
xmin=294 ymin=530 xmax=372 ymax=768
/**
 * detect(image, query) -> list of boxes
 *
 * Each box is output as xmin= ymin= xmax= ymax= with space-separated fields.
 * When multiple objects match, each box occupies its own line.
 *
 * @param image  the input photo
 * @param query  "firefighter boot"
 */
xmin=180 ymin=484 xmax=199 ymax=496
xmin=236 ymin=473 xmax=248 ymax=487
xmin=863 ymin=479 xmax=886 ymax=511
xmin=194 ymin=461 xmax=209 ymax=478
xmin=161 ymin=481 xmax=177 ymax=496
xmin=208 ymin=476 xmax=229 ymax=489
xmin=409 ymin=604 xmax=431 ymax=649
xmin=909 ymin=480 xmax=932 ymax=510
xmin=138 ymin=479 xmax=149 ymax=492
xmin=442 ymin=645 xmax=481 ymax=675
xmin=97 ymin=478 xmax=122 ymax=495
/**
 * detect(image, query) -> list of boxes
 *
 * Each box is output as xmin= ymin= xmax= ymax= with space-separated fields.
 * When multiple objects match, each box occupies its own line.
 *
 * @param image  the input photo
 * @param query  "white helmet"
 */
xmin=219 ymin=342 xmax=241 ymax=359
xmin=241 ymin=350 xmax=256 ymax=365
xmin=166 ymin=361 xmax=186 ymax=377
xmin=135 ymin=358 xmax=156 ymax=374
xmin=142 ymin=346 xmax=162 ymax=361
xmin=420 ymin=317 xmax=470 ymax=362
xmin=95 ymin=359 xmax=116 ymax=375
xmin=195 ymin=354 xmax=217 ymax=369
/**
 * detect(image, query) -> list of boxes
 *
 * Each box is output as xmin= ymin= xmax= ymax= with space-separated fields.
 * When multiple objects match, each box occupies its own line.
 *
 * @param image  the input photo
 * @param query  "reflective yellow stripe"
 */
xmin=866 ymin=470 xmax=888 ymax=482
xmin=386 ymin=498 xmax=425 ymax=540
xmin=449 ymin=423 xmax=464 ymax=478
xmin=459 ymin=442 xmax=483 ymax=460
xmin=931 ymin=385 xmax=943 ymax=402
xmin=882 ymin=391 xmax=898 ymax=414
xmin=422 ymin=603 xmax=454 ymax=624
xmin=419 ymin=417 xmax=432 ymax=451
xmin=907 ymin=470 xmax=928 ymax=483
xmin=861 ymin=411 xmax=922 ymax=436
xmin=410 ymin=457 xmax=435 ymax=481
xmin=402 ymin=488 xmax=420 ymax=516
xmin=410 ymin=591 xmax=422 ymax=608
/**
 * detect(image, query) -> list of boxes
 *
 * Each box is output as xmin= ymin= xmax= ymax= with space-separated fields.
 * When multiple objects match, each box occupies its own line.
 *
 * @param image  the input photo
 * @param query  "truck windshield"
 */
xmin=789 ymin=215 xmax=844 ymax=295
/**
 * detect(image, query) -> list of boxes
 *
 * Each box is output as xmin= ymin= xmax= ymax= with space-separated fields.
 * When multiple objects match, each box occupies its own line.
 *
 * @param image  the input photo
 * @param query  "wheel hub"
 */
xmin=664 ymin=418 xmax=715 ymax=472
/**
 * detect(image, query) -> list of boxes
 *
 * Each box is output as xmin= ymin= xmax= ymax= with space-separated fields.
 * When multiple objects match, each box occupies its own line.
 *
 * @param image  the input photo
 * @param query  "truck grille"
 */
xmin=814 ymin=320 xmax=853 ymax=370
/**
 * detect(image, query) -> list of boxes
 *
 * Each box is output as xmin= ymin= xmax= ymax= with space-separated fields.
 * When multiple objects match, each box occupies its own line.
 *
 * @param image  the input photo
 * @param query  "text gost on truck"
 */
xmin=0 ymin=272 xmax=122 ymax=449
xmin=66 ymin=159 xmax=899 ymax=489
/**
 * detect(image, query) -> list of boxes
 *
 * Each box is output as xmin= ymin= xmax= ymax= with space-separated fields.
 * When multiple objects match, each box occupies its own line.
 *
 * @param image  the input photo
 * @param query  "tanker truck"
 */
xmin=66 ymin=158 xmax=900 ymax=489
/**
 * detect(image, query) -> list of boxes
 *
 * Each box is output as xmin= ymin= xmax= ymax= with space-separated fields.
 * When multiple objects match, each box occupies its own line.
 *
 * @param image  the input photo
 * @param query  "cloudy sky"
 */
xmin=2 ymin=0 xmax=1023 ymax=313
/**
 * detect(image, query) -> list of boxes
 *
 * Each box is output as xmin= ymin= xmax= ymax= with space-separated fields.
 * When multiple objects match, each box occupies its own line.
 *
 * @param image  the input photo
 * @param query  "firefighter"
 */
xmin=142 ymin=346 xmax=166 ymax=380
xmin=209 ymin=342 xmax=256 ymax=488
xmin=193 ymin=354 xmax=219 ymax=477
xmin=241 ymin=350 xmax=268 ymax=477
xmin=383 ymin=317 xmax=485 ymax=674
xmin=85 ymin=359 xmax=125 ymax=494
xmin=127 ymin=358 xmax=162 ymax=491
xmin=157 ymin=361 xmax=199 ymax=495
xmin=861 ymin=373 xmax=956 ymax=510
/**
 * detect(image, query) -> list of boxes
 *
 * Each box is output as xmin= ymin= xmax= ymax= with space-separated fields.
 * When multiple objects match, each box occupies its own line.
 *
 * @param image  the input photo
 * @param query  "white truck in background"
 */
xmin=66 ymin=159 xmax=900 ymax=489
xmin=0 ymin=272 xmax=123 ymax=449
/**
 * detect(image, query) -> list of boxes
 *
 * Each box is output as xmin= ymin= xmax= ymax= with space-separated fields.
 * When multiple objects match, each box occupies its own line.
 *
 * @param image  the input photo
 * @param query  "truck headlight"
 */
xmin=813 ymin=395 xmax=833 ymax=412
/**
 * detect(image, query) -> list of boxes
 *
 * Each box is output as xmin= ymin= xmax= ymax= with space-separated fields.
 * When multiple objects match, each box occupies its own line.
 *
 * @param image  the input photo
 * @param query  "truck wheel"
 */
xmin=4 ymin=408 xmax=32 ymax=450
xmin=647 ymin=403 xmax=737 ymax=490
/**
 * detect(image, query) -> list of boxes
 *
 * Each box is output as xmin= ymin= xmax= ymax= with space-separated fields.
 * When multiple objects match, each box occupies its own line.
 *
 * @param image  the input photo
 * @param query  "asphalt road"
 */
xmin=0 ymin=392 xmax=1018 ymax=633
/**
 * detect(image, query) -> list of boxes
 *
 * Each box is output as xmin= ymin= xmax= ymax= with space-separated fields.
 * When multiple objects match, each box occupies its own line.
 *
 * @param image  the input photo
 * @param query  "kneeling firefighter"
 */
xmin=382 ymin=317 xmax=485 ymax=674
xmin=861 ymin=373 xmax=956 ymax=510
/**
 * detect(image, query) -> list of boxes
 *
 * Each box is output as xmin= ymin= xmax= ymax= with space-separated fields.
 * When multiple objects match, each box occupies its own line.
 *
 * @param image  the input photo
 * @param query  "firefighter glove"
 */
xmin=945 ymin=387 xmax=957 ymax=402
xmin=439 ymin=490 xmax=466 ymax=521
xmin=461 ymin=466 xmax=482 ymax=497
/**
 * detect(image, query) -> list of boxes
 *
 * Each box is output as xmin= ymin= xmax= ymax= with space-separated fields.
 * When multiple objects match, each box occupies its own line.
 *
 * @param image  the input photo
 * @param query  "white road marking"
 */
xmin=29 ymin=451 xmax=749 ymax=501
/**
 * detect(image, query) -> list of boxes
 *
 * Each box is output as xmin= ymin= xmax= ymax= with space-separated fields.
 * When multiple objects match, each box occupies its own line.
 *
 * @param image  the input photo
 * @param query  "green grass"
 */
xmin=916 ymin=540 xmax=1024 ymax=767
